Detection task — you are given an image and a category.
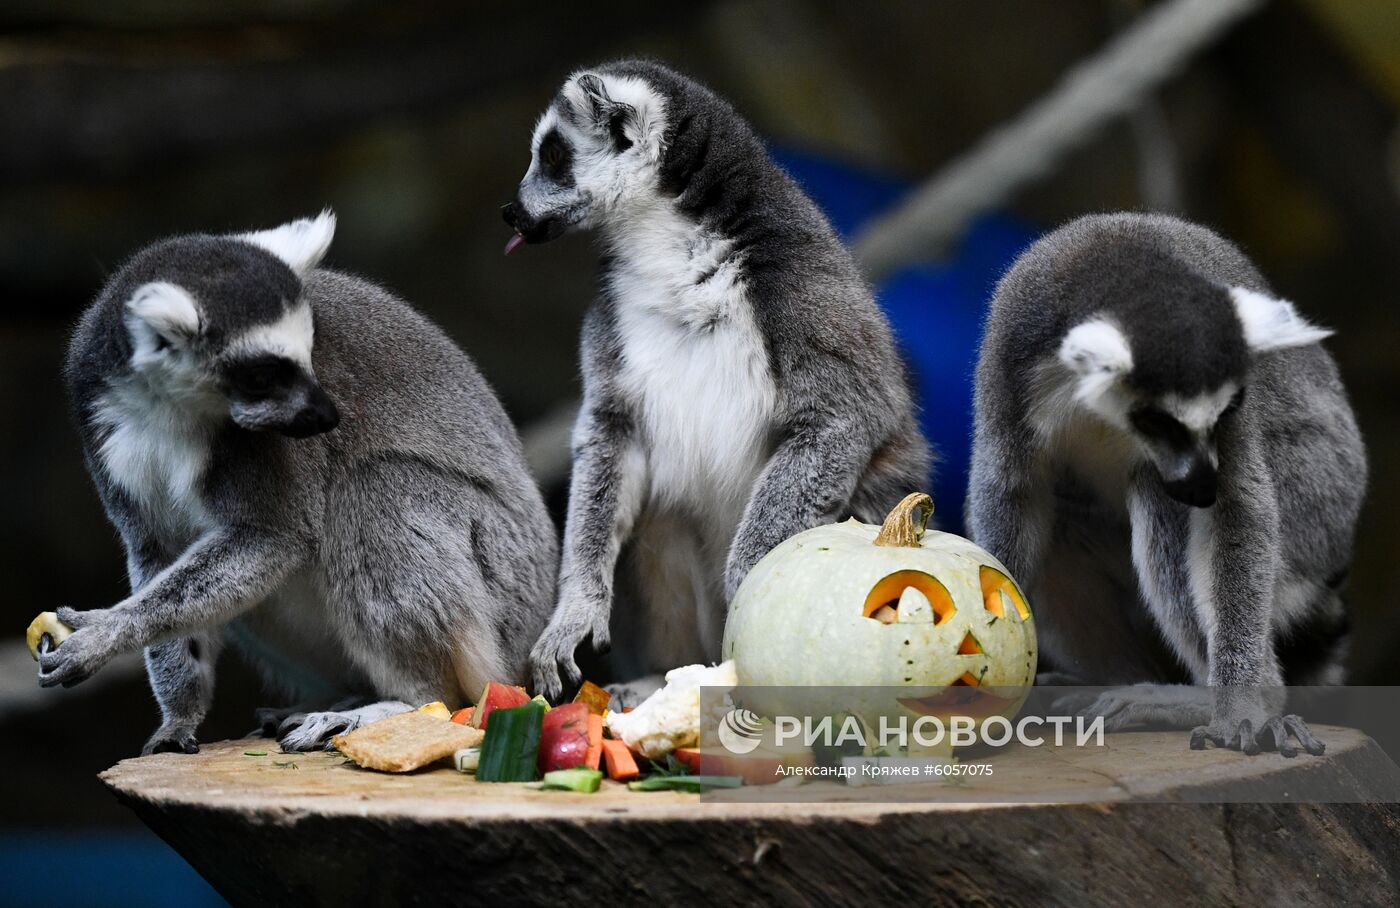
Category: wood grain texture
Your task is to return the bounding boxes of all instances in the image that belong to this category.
[101,732,1400,906]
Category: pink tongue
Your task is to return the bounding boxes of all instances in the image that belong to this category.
[503,233,525,256]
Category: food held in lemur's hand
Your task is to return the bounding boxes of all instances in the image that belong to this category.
[26,612,73,661]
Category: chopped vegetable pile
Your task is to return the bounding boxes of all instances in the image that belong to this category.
[332,662,745,793]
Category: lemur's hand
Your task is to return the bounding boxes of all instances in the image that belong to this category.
[530,587,610,699]
[36,607,119,688]
[724,533,775,602]
[1190,713,1326,758]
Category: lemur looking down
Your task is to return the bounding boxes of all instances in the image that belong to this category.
[968,212,1365,756]
[47,213,558,753]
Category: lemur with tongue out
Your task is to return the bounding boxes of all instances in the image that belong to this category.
[505,60,930,701]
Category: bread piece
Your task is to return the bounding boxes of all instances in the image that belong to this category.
[333,710,485,772]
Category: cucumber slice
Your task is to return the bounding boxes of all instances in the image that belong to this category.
[475,701,545,782]
[540,768,603,793]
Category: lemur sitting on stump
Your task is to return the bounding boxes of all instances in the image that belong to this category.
[504,60,931,701]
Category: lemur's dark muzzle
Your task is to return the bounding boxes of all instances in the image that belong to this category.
[282,385,340,439]
[1163,462,1218,509]
[502,200,565,248]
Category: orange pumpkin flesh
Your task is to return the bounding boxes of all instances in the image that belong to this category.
[862,570,956,624]
[957,631,983,655]
[979,565,1031,621]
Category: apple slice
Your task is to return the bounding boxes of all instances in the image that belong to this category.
[469,681,530,730]
[537,702,591,774]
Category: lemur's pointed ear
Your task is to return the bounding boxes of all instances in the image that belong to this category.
[125,281,200,358]
[237,209,336,277]
[1059,318,1133,401]
[568,73,640,152]
[1230,286,1332,353]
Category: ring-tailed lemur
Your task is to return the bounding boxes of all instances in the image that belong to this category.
[46,212,558,753]
[504,60,930,700]
[968,212,1365,756]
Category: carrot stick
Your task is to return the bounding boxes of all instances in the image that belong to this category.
[600,738,640,781]
[584,713,604,771]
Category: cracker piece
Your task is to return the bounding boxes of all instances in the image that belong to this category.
[334,710,485,772]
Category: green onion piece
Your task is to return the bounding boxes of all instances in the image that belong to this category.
[627,775,743,792]
[243,751,268,756]
[454,747,481,773]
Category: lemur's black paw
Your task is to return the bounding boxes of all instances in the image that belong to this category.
[143,727,200,756]
[1189,714,1324,758]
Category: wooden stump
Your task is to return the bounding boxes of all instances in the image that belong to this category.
[101,730,1400,907]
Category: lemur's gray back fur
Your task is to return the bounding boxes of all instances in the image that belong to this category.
[508,60,929,698]
[968,212,1364,750]
[588,60,927,521]
[52,216,557,753]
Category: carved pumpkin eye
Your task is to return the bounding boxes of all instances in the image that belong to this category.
[863,570,955,625]
[980,565,1031,621]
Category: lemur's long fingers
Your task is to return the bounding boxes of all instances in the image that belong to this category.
[591,615,612,655]
[1228,719,1261,755]
[532,666,558,701]
[276,713,307,739]
[37,646,86,688]
[531,648,563,700]
[560,651,583,689]
[1259,716,1297,758]
[55,606,92,628]
[1283,715,1326,756]
[1189,725,1214,750]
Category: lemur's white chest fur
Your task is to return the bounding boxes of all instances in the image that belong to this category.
[92,371,221,546]
[607,205,778,533]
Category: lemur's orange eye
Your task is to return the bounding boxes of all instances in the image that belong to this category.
[541,143,562,169]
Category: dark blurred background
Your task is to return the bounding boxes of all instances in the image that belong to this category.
[1,1,1397,905]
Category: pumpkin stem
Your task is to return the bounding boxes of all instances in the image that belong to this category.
[874,492,934,547]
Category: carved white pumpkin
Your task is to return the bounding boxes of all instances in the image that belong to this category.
[723,493,1036,690]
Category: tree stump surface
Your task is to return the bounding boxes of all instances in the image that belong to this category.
[101,729,1400,907]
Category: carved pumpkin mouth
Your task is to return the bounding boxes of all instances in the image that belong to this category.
[862,570,956,625]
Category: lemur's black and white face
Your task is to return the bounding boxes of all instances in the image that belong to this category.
[120,212,341,439]
[503,70,667,251]
[1057,287,1331,508]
